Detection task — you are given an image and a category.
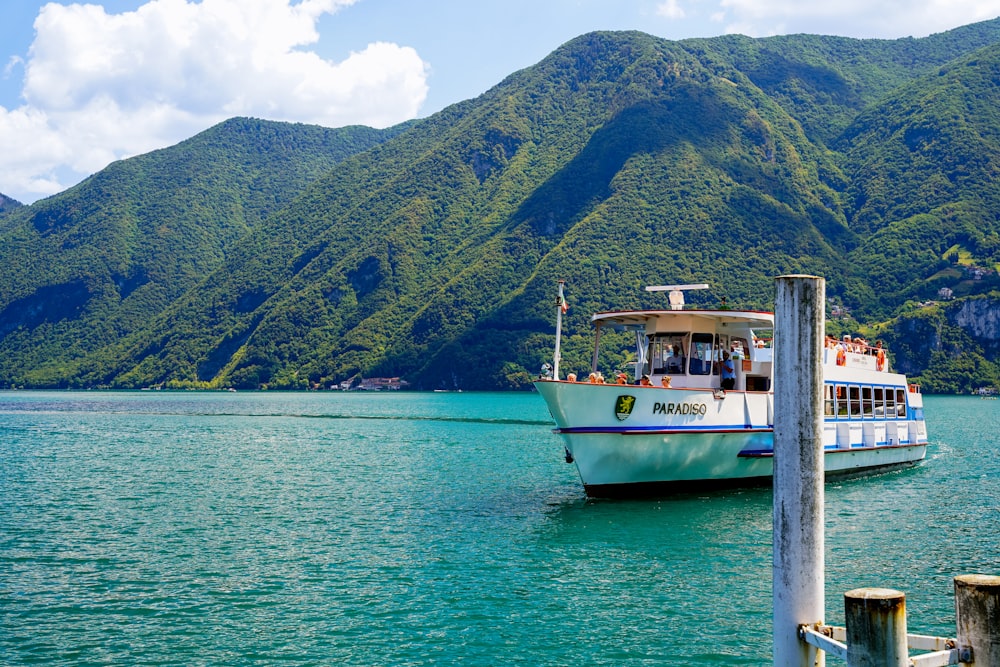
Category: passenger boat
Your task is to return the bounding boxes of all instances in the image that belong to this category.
[534,283,928,498]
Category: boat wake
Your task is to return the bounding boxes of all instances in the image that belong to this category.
[243,413,556,427]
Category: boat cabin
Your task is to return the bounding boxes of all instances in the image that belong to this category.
[590,309,775,392]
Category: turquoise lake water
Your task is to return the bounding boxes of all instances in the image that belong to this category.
[1,391,997,665]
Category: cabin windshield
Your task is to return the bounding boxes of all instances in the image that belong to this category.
[647,333,688,375]
[689,333,716,376]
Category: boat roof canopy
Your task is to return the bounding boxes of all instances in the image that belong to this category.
[591,309,774,331]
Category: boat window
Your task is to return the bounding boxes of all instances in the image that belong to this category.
[862,386,873,418]
[873,387,885,418]
[647,337,665,375]
[715,335,728,372]
[689,333,715,376]
[886,388,896,420]
[751,329,773,348]
[649,334,688,375]
[849,385,861,418]
[895,388,907,417]
[730,337,749,358]
[836,385,848,418]
[824,385,835,417]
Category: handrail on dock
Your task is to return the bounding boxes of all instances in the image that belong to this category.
[799,623,968,666]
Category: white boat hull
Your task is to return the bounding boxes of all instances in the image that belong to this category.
[534,380,927,497]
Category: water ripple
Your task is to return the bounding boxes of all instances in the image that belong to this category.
[1,393,994,665]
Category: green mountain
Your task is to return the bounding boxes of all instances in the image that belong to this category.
[4,21,1000,392]
[838,46,1000,305]
[0,118,406,385]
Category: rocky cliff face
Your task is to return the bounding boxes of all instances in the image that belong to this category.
[951,297,1000,348]
[884,313,940,376]
[883,295,1000,389]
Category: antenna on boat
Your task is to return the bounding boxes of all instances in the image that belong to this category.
[645,283,710,310]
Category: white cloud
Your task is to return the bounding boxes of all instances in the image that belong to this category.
[1,0,429,204]
[656,0,686,20]
[715,0,1000,38]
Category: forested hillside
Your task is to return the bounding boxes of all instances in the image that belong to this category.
[3,21,1000,392]
[0,119,406,385]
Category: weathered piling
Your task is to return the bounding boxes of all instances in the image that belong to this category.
[844,588,908,667]
[955,574,1000,666]
[773,275,826,667]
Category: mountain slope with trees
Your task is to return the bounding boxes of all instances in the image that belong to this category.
[0,118,406,384]
[838,46,1000,308]
[3,21,1000,391]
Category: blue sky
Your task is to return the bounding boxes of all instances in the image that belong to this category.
[2,0,999,204]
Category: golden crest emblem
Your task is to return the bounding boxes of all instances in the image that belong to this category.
[615,395,636,421]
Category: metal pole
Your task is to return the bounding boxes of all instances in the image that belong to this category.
[554,280,565,379]
[955,574,1000,666]
[773,275,826,667]
[845,588,908,667]
[591,323,602,374]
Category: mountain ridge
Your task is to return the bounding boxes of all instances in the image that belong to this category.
[4,22,1000,391]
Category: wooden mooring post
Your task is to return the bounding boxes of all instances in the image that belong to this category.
[773,275,826,667]
[955,574,1000,666]
[771,277,1000,666]
[845,588,907,666]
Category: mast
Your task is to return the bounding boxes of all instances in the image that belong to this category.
[553,280,566,379]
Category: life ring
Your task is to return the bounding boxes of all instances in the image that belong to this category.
[876,348,886,371]
[836,347,846,366]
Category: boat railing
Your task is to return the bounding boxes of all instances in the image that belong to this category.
[825,336,888,356]
[824,336,891,371]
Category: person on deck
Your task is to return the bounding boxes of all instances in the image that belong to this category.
[667,345,684,373]
[720,351,736,390]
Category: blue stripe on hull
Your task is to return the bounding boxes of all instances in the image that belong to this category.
[557,425,771,434]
